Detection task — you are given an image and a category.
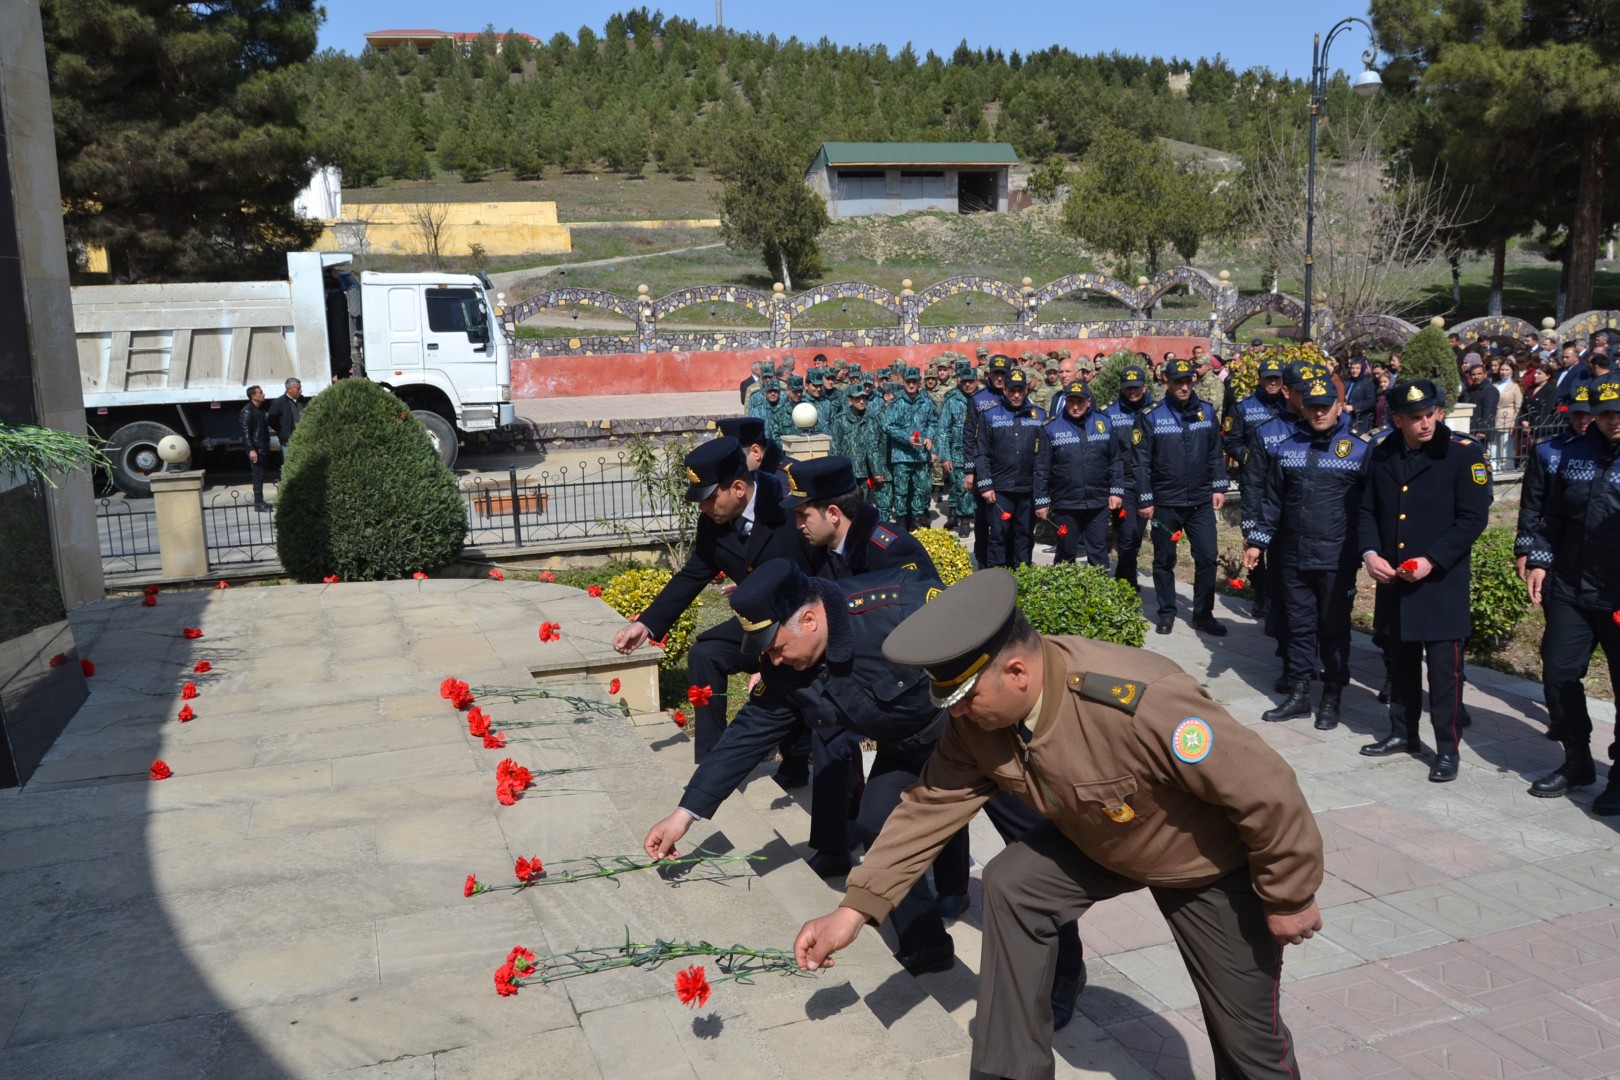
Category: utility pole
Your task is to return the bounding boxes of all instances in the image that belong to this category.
[716,1,723,30]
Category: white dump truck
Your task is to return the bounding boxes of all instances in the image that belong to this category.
[76,251,514,496]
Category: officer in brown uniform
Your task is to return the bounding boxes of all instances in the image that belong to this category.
[793,570,1324,1080]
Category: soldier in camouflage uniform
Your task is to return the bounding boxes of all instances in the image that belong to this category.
[868,379,898,516]
[807,369,839,429]
[746,360,777,418]
[938,357,979,532]
[882,366,939,531]
[831,383,881,501]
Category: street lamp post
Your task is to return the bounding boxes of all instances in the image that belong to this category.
[1304,17,1382,341]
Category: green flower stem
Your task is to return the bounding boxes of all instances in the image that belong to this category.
[471,684,629,718]
[472,851,764,895]
[513,934,807,986]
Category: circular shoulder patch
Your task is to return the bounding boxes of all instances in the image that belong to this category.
[1172,718,1213,764]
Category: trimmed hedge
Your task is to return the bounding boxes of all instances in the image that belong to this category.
[1469,525,1529,650]
[600,566,699,670]
[275,380,465,581]
[913,527,974,585]
[1011,562,1148,647]
[1399,324,1461,403]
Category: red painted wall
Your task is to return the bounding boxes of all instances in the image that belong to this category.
[512,337,1212,398]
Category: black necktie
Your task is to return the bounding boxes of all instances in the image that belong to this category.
[828,550,847,577]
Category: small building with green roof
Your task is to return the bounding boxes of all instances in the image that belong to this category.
[804,142,1019,218]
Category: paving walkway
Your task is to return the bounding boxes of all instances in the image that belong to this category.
[2,571,1618,1079]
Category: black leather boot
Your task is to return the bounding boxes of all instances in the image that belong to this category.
[1528,743,1597,798]
[1263,679,1313,722]
[1315,684,1343,731]
[1594,776,1620,816]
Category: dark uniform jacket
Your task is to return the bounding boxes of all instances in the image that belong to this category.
[1134,395,1228,509]
[961,386,1003,482]
[974,400,1046,494]
[678,570,945,820]
[1248,415,1370,570]
[1238,411,1298,536]
[1033,410,1124,510]
[829,505,937,578]
[1356,423,1493,642]
[1222,390,1285,466]
[1515,430,1580,557]
[738,375,758,406]
[1524,427,1620,611]
[639,471,827,639]
[1104,397,1149,504]
[239,401,270,452]
[842,636,1324,925]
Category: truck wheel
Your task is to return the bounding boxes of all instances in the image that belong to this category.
[412,410,459,469]
[108,420,179,498]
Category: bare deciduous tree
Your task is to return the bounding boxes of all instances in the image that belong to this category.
[331,204,379,269]
[1245,108,1467,325]
[403,202,451,270]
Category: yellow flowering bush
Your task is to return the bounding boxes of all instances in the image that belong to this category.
[1228,343,1332,404]
[600,567,699,670]
[913,527,974,585]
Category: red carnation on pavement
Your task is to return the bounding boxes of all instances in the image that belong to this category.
[608,678,621,696]
[514,856,544,883]
[412,572,429,580]
[494,962,519,996]
[193,661,211,674]
[508,946,537,974]
[177,704,195,722]
[323,574,339,584]
[143,584,160,596]
[141,594,157,608]
[1400,559,1419,573]
[688,685,713,707]
[80,659,95,677]
[182,628,203,640]
[538,621,562,643]
[1056,524,1069,536]
[181,682,198,700]
[675,964,711,1009]
[149,760,172,780]
[1000,511,1012,521]
[488,568,505,580]
[464,874,486,898]
[587,585,603,598]
[539,571,555,583]
[496,781,519,806]
[496,758,533,791]
[673,710,688,729]
[48,653,66,667]
[216,580,230,589]
[467,708,492,737]
[482,731,507,749]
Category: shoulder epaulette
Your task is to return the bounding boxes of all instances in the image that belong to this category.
[1069,671,1146,715]
[870,525,896,549]
[1452,435,1473,445]
[845,585,905,612]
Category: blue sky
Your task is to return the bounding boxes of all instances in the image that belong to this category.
[319,0,1380,79]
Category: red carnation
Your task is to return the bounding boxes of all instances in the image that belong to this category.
[323,575,339,584]
[1612,611,1620,626]
[450,686,475,711]
[675,964,711,1009]
[193,661,211,674]
[673,710,688,729]
[48,653,66,667]
[181,682,198,700]
[608,678,621,695]
[80,659,95,677]
[587,585,603,598]
[508,946,537,974]
[488,568,505,580]
[539,571,555,583]
[867,477,877,489]
[182,628,203,640]
[141,594,157,607]
[539,621,562,643]
[494,962,519,996]
[496,781,519,806]
[216,580,230,589]
[912,430,921,441]
[440,677,460,699]
[1400,559,1419,573]
[143,584,160,596]
[1170,530,1183,542]
[514,856,544,883]
[1001,511,1012,521]
[1229,578,1244,590]
[688,684,713,707]
[467,708,492,737]
[483,731,507,749]
[1118,509,1127,519]
[412,572,429,580]
[149,760,172,780]
[177,704,194,722]
[464,874,486,897]
[1057,524,1069,536]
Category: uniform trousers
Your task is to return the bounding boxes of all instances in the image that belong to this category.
[1112,505,1144,583]
[945,465,976,519]
[889,461,932,520]
[987,491,1036,567]
[860,757,1082,975]
[1541,596,1620,755]
[977,821,1295,1080]
[1149,503,1218,621]
[1382,606,1464,760]
[1265,552,1291,668]
[686,618,808,767]
[808,727,865,854]
[1280,564,1356,687]
[1051,506,1110,567]
[973,495,991,567]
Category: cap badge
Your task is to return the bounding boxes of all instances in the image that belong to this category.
[783,465,803,496]
[686,466,702,484]
[1576,386,1590,402]
[1310,380,1329,397]
[1334,438,1352,459]
[1172,717,1213,764]
[737,614,774,633]
[1406,384,1424,402]
[1601,383,1620,402]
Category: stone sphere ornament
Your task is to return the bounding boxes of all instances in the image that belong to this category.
[157,435,191,470]
[791,403,820,430]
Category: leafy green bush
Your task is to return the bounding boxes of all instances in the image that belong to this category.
[275,380,465,581]
[1086,350,1141,409]
[600,566,699,670]
[913,527,974,585]
[1469,525,1529,650]
[1011,563,1148,647]
[1399,324,1461,403]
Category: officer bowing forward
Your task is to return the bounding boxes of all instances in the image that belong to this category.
[1357,380,1492,782]
[1033,380,1125,567]
[793,570,1324,1080]
[1245,377,1370,730]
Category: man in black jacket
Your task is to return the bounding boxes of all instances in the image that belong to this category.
[239,385,272,512]
[266,378,307,449]
[611,438,827,768]
[1033,381,1124,567]
[641,560,1086,1023]
[739,361,762,407]
[1357,380,1492,782]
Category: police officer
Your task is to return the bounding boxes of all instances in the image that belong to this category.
[1356,380,1492,782]
[643,561,1087,1008]
[1137,357,1229,636]
[883,366,939,532]
[1225,356,1288,619]
[1245,376,1370,730]
[937,358,978,535]
[975,368,1046,568]
[612,438,826,776]
[1521,374,1620,809]
[1105,363,1152,587]
[1515,379,1593,580]
[1034,380,1124,566]
[964,355,1011,565]
[793,570,1324,1080]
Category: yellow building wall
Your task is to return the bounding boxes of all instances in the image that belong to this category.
[311,201,572,257]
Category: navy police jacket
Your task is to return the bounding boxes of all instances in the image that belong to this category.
[1239,411,1298,535]
[677,569,946,820]
[1033,409,1124,510]
[1104,396,1149,502]
[1248,415,1370,570]
[1222,390,1285,466]
[1134,395,1228,508]
[1524,427,1620,611]
[960,386,1002,479]
[974,400,1047,494]
[1514,430,1581,558]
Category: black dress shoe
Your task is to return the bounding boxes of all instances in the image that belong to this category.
[1192,616,1228,636]
[1428,754,1459,783]
[1529,752,1596,798]
[1155,616,1174,635]
[895,941,955,976]
[1360,734,1421,757]
[806,850,852,879]
[1050,969,1085,1031]
[1594,780,1620,816]
[254,502,272,513]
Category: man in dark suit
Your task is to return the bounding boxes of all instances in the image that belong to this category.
[612,438,828,768]
[1357,380,1493,782]
[739,361,762,407]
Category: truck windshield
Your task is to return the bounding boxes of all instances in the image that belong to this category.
[425,287,489,344]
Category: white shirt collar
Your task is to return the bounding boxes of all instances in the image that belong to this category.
[740,481,758,532]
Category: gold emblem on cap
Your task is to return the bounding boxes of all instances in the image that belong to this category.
[737,614,774,633]
[1406,384,1424,402]
[686,466,702,484]
[783,465,803,496]
[1577,386,1591,401]
[1601,383,1620,402]
[1310,380,1328,397]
